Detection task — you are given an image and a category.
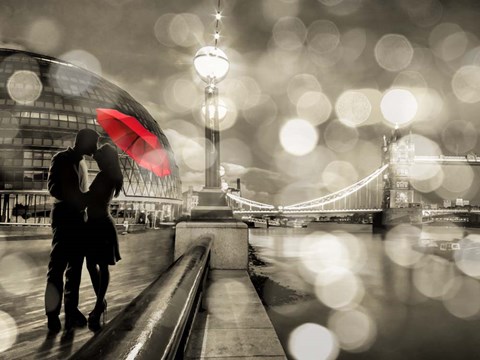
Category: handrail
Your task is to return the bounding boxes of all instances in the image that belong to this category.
[70,236,212,360]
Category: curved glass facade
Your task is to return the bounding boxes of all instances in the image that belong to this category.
[0,48,182,225]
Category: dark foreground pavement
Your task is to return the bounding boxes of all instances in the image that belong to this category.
[0,227,174,360]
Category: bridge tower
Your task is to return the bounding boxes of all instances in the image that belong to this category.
[381,127,422,225]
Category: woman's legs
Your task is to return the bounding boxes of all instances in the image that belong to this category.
[86,257,100,296]
[94,263,110,311]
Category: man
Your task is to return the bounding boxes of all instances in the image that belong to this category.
[45,128,99,333]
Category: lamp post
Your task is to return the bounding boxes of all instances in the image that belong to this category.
[194,46,229,189]
[192,45,232,219]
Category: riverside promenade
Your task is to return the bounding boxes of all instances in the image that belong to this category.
[0,226,286,359]
[0,227,174,360]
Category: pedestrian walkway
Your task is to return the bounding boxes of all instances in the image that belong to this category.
[0,228,174,360]
[186,270,287,359]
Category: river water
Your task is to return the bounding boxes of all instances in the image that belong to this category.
[249,222,480,360]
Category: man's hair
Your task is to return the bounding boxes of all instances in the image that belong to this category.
[75,128,100,146]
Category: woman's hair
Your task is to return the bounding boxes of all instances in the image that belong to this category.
[95,143,123,197]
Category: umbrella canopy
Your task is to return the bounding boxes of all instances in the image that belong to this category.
[96,108,171,177]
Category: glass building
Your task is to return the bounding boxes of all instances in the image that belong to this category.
[0,48,182,226]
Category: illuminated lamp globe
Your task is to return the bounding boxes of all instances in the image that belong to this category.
[194,46,229,83]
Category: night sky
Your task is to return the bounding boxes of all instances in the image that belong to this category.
[1,0,480,206]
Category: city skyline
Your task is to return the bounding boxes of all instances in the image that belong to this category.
[0,0,480,205]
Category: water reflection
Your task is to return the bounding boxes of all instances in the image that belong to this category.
[249,223,480,359]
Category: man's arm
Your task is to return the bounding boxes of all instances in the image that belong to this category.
[47,153,86,209]
[47,153,65,200]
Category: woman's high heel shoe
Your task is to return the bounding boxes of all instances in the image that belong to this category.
[88,300,107,332]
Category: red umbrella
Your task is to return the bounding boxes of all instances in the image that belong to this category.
[96,108,171,177]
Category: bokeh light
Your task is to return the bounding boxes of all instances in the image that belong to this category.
[443,276,480,319]
[384,224,423,268]
[322,160,358,193]
[404,0,443,28]
[324,120,359,153]
[273,145,337,185]
[380,88,418,126]
[374,34,414,72]
[288,323,339,360]
[224,76,262,110]
[25,18,62,52]
[0,310,17,353]
[393,71,428,90]
[168,13,204,48]
[335,90,372,127]
[296,91,332,125]
[315,268,365,309]
[441,120,477,154]
[51,49,101,96]
[410,163,444,193]
[429,23,465,62]
[299,232,350,275]
[181,137,212,171]
[202,98,228,122]
[440,30,469,62]
[454,234,480,279]
[328,308,377,352]
[452,65,480,103]
[272,17,307,51]
[414,88,444,123]
[7,70,42,104]
[341,28,367,63]
[279,119,318,156]
[413,256,456,299]
[164,74,201,114]
[438,165,474,195]
[287,73,322,105]
[154,14,178,47]
[201,97,238,131]
[0,253,37,295]
[307,20,340,54]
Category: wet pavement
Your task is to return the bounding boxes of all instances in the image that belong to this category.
[0,227,174,360]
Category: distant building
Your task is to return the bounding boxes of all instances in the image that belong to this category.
[182,186,199,216]
[0,48,182,225]
[444,200,452,208]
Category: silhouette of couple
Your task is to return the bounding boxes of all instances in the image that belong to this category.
[44,128,123,334]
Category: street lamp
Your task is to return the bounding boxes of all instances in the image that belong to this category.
[191,45,233,219]
[194,45,229,189]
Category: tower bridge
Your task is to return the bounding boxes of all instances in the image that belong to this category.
[226,129,480,226]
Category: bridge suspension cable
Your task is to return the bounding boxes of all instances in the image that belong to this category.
[226,192,276,209]
[283,164,388,210]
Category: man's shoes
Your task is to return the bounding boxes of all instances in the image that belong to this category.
[65,309,87,330]
[47,314,61,333]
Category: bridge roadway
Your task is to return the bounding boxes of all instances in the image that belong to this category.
[0,227,175,360]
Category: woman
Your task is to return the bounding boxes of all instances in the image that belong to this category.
[84,143,123,331]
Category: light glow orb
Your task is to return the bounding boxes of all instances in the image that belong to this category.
[288,323,340,360]
[0,310,17,353]
[279,119,318,156]
[335,90,372,127]
[328,308,377,352]
[380,89,418,126]
[7,70,42,104]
